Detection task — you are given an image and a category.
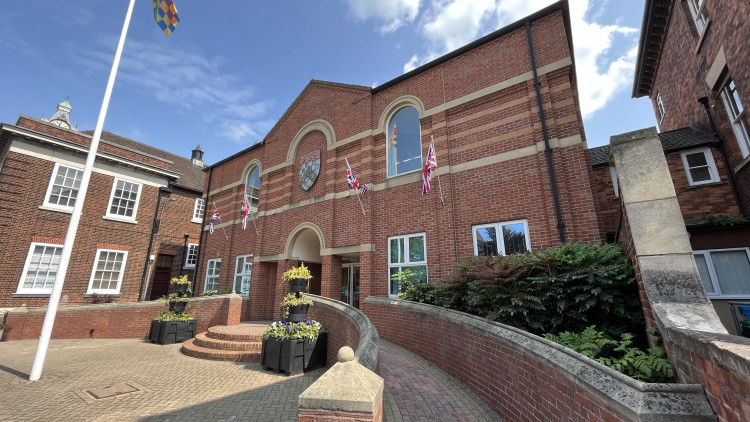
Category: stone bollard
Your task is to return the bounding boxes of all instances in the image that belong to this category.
[297,346,384,422]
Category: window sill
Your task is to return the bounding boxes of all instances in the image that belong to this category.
[694,19,711,54]
[102,215,138,225]
[191,218,203,224]
[38,205,73,214]
[686,180,725,188]
[13,293,51,298]
[184,265,196,269]
[83,293,122,298]
[734,154,750,174]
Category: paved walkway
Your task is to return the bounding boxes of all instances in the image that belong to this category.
[0,336,501,421]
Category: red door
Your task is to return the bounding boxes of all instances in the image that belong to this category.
[149,255,173,300]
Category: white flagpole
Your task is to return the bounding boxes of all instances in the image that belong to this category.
[213,202,230,240]
[345,158,366,216]
[432,136,445,203]
[30,0,136,381]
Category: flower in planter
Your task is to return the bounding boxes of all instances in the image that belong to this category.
[263,319,324,340]
[170,275,192,294]
[281,292,313,307]
[155,311,195,321]
[281,263,313,283]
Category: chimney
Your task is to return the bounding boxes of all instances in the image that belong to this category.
[191,144,204,167]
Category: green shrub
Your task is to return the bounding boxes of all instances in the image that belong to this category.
[545,326,675,383]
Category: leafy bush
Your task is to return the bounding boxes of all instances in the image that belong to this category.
[399,242,643,337]
[544,326,674,383]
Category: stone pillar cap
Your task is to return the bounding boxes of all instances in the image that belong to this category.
[298,357,384,413]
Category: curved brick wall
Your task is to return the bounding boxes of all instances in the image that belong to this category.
[365,297,715,421]
[307,295,379,372]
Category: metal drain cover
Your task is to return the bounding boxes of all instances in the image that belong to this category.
[85,382,139,399]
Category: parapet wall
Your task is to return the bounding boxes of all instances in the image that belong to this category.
[611,127,750,421]
[364,296,715,421]
[1,293,242,341]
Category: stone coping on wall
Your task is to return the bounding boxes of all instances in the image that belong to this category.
[366,296,716,421]
[3,293,234,315]
[308,294,379,372]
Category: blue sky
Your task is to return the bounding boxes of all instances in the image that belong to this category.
[0,0,657,164]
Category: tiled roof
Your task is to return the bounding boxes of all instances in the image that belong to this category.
[83,130,205,192]
[588,126,716,166]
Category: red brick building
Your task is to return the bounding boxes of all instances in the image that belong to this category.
[196,2,601,321]
[0,100,205,307]
[591,0,750,333]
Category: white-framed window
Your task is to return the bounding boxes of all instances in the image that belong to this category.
[657,94,666,122]
[388,233,427,297]
[105,178,142,221]
[719,76,750,158]
[245,166,260,213]
[681,148,720,186]
[473,220,531,256]
[234,254,252,296]
[192,198,205,223]
[16,243,63,294]
[686,0,708,34]
[205,258,221,293]
[184,243,198,268]
[694,248,750,298]
[87,249,127,294]
[43,163,83,211]
[387,106,422,177]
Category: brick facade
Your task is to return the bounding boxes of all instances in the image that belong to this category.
[197,4,601,320]
[0,113,204,308]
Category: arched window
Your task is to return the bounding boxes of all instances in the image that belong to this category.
[244,166,260,213]
[387,106,421,177]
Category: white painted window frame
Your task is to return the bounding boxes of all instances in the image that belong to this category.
[192,198,205,223]
[681,148,720,186]
[386,106,423,178]
[234,254,253,296]
[387,232,427,298]
[86,249,128,294]
[184,243,199,269]
[205,258,221,293]
[43,162,84,212]
[472,219,531,256]
[657,94,666,122]
[719,75,750,158]
[105,177,142,222]
[694,248,750,299]
[686,0,708,34]
[16,242,63,294]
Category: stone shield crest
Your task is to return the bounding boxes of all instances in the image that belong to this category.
[299,150,321,191]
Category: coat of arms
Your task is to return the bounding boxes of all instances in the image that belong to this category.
[299,150,321,191]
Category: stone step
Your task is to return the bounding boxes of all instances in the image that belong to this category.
[204,322,270,342]
[192,332,262,351]
[181,338,261,362]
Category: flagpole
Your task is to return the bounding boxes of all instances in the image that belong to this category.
[29,0,137,382]
[345,158,366,216]
[432,136,445,203]
[213,202,230,240]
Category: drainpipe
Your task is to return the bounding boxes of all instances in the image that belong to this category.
[138,185,173,301]
[181,233,189,273]
[193,167,214,294]
[698,97,745,217]
[526,21,566,243]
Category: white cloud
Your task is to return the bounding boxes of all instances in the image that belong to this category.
[74,38,274,145]
[341,0,421,34]
[405,0,638,119]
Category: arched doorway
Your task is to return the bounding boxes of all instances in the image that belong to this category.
[287,225,323,295]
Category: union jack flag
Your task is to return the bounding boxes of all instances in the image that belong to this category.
[422,142,437,195]
[209,209,219,234]
[360,183,369,197]
[346,161,360,191]
[240,194,249,231]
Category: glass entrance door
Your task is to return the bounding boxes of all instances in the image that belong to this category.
[341,263,360,308]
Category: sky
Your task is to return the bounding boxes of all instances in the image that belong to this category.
[0,0,657,165]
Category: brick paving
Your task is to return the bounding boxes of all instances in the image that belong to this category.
[0,335,502,422]
[380,340,503,422]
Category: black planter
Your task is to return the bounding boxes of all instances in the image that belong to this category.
[741,326,750,338]
[148,319,197,345]
[168,301,187,314]
[288,278,308,293]
[261,332,328,375]
[174,284,190,295]
[286,304,309,322]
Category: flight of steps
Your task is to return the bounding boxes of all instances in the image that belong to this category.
[181,321,271,362]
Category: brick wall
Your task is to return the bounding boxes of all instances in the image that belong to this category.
[1,294,241,341]
[364,297,714,421]
[197,8,601,320]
